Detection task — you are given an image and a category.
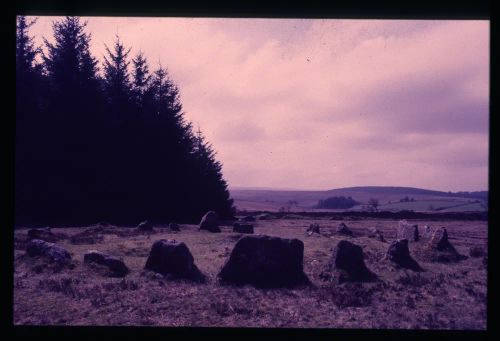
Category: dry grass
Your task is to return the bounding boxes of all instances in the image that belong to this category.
[13,218,487,329]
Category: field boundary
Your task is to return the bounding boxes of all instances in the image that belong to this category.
[236,210,488,221]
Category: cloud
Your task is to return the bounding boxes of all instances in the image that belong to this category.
[25,17,489,191]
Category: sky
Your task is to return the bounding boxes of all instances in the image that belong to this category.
[25,17,489,192]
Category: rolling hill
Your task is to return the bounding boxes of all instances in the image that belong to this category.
[229,186,488,213]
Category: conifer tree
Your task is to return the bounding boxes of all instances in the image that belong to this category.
[103,36,132,110]
[145,64,193,219]
[15,16,45,226]
[15,16,235,225]
[40,16,105,224]
[131,51,152,107]
[190,128,235,218]
[16,16,41,83]
[43,17,100,101]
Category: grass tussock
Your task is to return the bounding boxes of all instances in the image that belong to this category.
[396,273,430,287]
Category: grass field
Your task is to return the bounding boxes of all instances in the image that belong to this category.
[230,187,487,213]
[355,200,487,213]
[13,218,487,329]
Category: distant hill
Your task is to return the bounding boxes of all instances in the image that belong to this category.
[327,186,488,201]
[229,186,488,213]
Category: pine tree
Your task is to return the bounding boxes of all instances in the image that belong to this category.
[15,16,45,226]
[43,17,100,100]
[191,128,235,218]
[16,16,45,118]
[103,36,132,110]
[101,36,141,222]
[16,16,42,124]
[16,16,235,225]
[131,51,152,107]
[39,16,105,224]
[145,64,192,220]
[16,16,41,82]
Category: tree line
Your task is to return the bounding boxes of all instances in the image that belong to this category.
[15,16,235,226]
[314,196,360,209]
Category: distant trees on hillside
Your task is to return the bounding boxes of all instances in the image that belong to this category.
[15,16,235,226]
[315,196,360,209]
[367,198,379,211]
[400,196,415,202]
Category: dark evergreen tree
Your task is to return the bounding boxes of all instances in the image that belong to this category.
[103,36,132,110]
[15,16,45,226]
[16,16,41,84]
[102,35,134,215]
[145,64,195,220]
[190,128,235,218]
[15,16,235,226]
[131,51,152,108]
[39,16,105,224]
[16,15,43,142]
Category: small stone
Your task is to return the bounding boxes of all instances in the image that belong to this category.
[367,227,385,242]
[26,239,71,264]
[137,220,154,231]
[307,223,320,235]
[256,213,277,220]
[336,222,353,236]
[84,250,129,277]
[27,228,65,243]
[233,223,254,234]
[169,223,180,231]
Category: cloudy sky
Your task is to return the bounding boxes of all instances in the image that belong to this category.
[26,17,489,191]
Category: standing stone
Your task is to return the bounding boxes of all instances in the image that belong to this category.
[422,225,435,239]
[218,235,310,288]
[429,227,454,251]
[233,223,254,234]
[84,250,129,277]
[423,227,466,262]
[397,220,419,242]
[26,239,71,264]
[306,223,320,235]
[199,211,220,233]
[169,223,180,232]
[336,222,353,236]
[326,240,376,283]
[384,239,422,271]
[144,239,205,282]
[137,220,154,231]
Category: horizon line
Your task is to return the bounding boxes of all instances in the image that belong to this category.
[228,185,489,192]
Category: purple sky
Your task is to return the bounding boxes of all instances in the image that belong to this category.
[26,17,489,191]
